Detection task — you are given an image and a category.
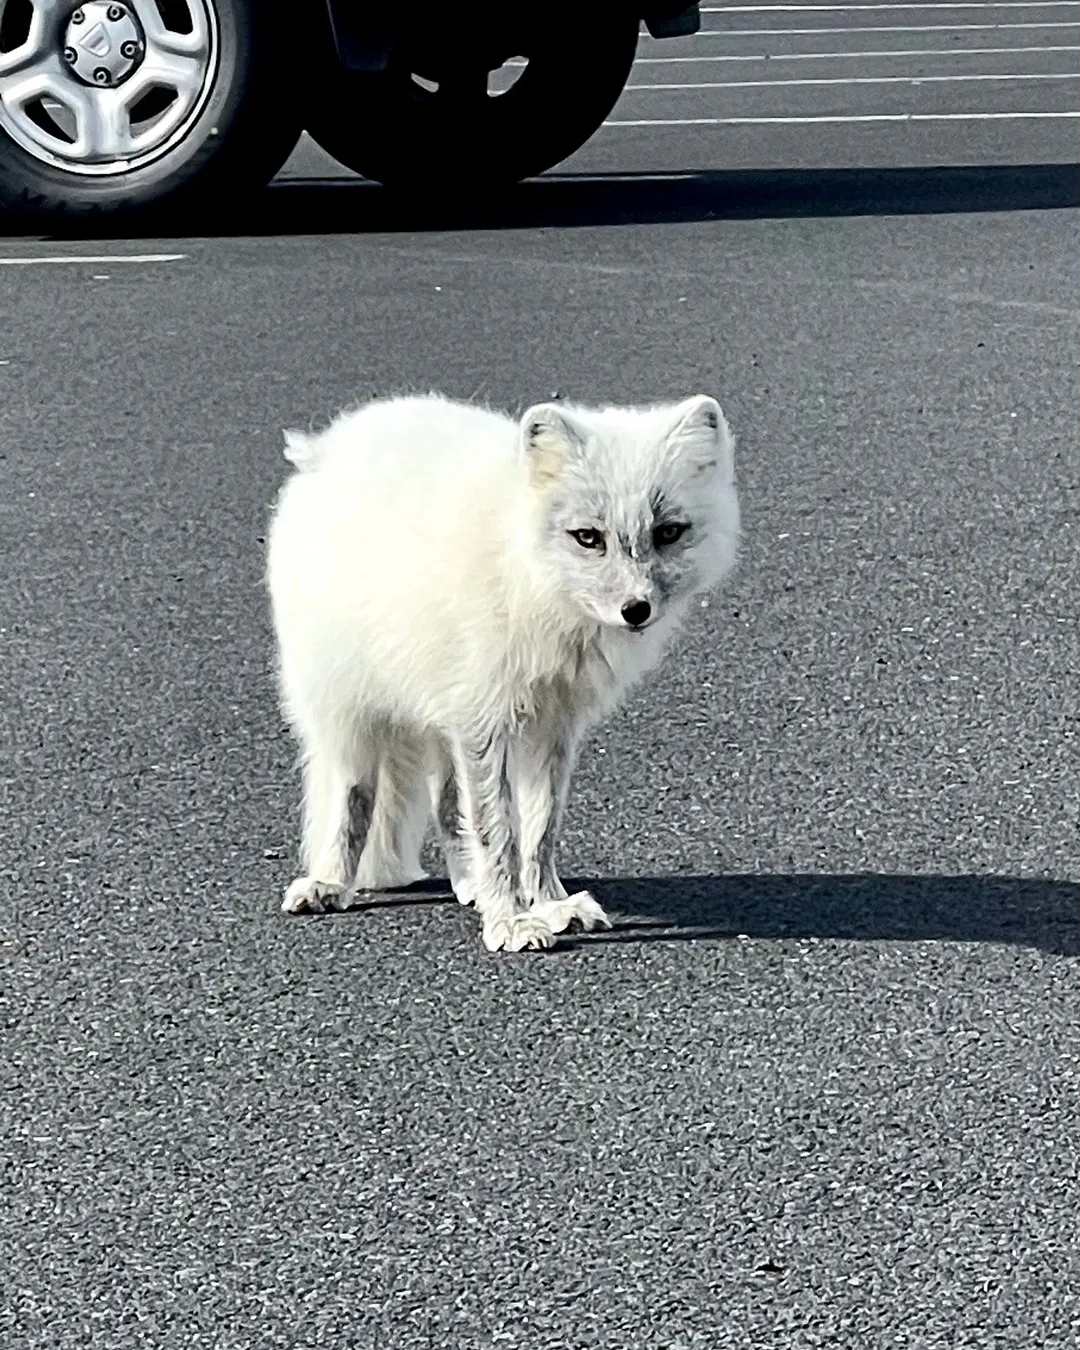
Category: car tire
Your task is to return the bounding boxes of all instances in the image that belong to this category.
[304,15,640,189]
[0,0,301,220]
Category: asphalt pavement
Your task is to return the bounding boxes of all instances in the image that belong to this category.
[2,4,1079,1347]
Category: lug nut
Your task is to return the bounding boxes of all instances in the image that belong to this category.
[107,4,124,18]
[63,46,77,63]
[70,8,85,22]
[120,39,138,58]
[93,67,110,84]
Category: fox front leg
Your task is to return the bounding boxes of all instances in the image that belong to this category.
[451,727,555,953]
[513,720,612,937]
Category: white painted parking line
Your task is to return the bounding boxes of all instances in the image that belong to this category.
[634,45,1080,60]
[606,110,1080,124]
[0,253,185,266]
[699,3,1080,10]
[626,71,1079,87]
[686,21,1080,33]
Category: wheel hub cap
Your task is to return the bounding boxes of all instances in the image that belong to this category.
[63,2,144,90]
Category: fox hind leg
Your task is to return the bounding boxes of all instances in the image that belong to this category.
[353,732,431,892]
[283,749,375,914]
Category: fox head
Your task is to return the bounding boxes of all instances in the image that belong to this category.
[520,395,740,631]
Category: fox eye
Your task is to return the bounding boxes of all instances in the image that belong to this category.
[653,521,690,547]
[569,528,605,551]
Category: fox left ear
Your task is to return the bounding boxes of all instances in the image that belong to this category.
[520,403,587,486]
[666,395,734,482]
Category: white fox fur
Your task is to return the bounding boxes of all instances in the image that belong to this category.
[266,392,740,952]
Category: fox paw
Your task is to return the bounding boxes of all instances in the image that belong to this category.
[482,912,556,953]
[452,876,476,907]
[531,889,612,935]
[281,877,351,915]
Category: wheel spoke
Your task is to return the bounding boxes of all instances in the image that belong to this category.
[2,59,134,164]
[0,0,64,78]
[0,53,66,110]
[134,42,204,97]
[71,85,130,161]
[128,0,210,58]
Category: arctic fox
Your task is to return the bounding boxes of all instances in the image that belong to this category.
[266,392,740,952]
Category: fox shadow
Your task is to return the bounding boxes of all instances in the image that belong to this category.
[380,871,1079,955]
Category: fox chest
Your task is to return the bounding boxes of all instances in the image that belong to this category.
[504,632,625,730]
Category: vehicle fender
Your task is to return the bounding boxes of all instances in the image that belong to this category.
[319,2,700,71]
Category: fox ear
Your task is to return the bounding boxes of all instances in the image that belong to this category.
[520,403,586,485]
[665,395,733,481]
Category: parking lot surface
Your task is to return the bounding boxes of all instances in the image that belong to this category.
[2,5,1078,1346]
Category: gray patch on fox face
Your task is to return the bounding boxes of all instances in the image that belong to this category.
[651,510,696,602]
[538,447,711,625]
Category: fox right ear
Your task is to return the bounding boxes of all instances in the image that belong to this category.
[665,394,734,483]
[520,404,586,485]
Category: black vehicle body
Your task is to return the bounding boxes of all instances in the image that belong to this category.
[0,1,701,218]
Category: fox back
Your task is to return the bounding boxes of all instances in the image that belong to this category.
[267,392,740,736]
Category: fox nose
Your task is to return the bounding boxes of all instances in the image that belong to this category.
[621,599,652,629]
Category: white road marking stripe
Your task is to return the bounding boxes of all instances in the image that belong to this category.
[684,21,1080,33]
[0,253,185,266]
[625,71,1079,87]
[605,109,1080,123]
[633,44,1080,60]
[699,3,1080,10]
